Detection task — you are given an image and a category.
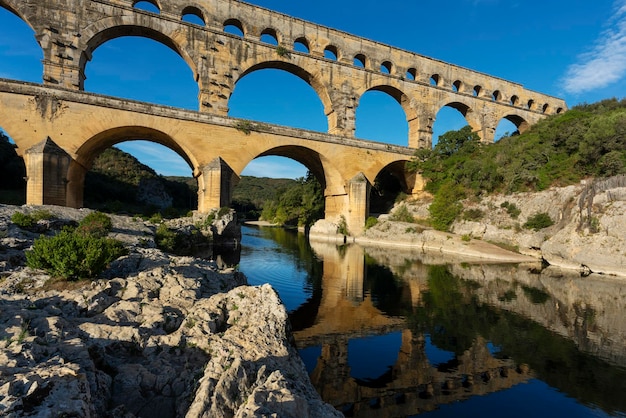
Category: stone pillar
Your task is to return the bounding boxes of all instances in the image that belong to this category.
[24,137,71,206]
[346,173,370,236]
[327,86,357,137]
[197,157,237,213]
[65,160,87,209]
[409,105,436,149]
[38,21,83,89]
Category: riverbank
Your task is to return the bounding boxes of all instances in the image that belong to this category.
[0,205,341,417]
[312,177,626,278]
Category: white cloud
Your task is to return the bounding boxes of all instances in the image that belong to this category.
[563,0,626,94]
[241,158,307,179]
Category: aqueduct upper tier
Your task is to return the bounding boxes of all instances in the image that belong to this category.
[1,0,566,148]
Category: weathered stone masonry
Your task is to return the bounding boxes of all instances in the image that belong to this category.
[0,0,567,233]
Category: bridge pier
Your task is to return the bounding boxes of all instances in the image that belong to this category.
[24,137,72,207]
[196,157,238,213]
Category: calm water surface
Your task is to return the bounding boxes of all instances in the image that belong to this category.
[237,225,626,417]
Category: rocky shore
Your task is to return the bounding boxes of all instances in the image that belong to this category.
[313,176,626,278]
[0,205,341,417]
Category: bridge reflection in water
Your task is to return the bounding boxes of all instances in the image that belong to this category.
[248,230,626,417]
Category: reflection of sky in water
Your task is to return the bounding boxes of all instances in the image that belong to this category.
[299,346,322,375]
[239,227,313,312]
[417,379,616,418]
[348,332,402,381]
[425,334,456,366]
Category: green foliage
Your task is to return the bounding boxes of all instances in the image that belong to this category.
[364,216,378,230]
[428,181,464,231]
[462,208,484,221]
[234,120,253,135]
[523,212,554,231]
[76,211,112,238]
[11,210,55,230]
[217,206,230,217]
[275,45,291,58]
[26,228,126,280]
[233,176,299,220]
[11,212,35,229]
[390,204,415,223]
[259,171,324,227]
[155,223,181,253]
[500,201,521,219]
[337,215,349,236]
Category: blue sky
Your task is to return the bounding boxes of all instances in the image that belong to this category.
[1,0,626,179]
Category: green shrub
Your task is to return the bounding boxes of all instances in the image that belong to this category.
[337,215,349,236]
[390,204,415,223]
[26,228,126,280]
[523,212,554,231]
[149,213,163,224]
[429,182,464,231]
[364,216,378,230]
[11,212,35,229]
[76,211,112,238]
[155,224,181,253]
[462,208,484,221]
[217,207,230,217]
[500,201,521,219]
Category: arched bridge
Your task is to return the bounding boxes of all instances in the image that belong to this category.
[0,0,567,232]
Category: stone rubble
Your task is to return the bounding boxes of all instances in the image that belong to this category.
[0,205,341,417]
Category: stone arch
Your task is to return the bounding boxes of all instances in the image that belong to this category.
[180,5,207,26]
[223,18,245,37]
[78,17,200,91]
[235,61,333,121]
[435,100,480,133]
[67,126,197,209]
[324,45,339,61]
[380,60,393,74]
[354,53,367,68]
[370,160,413,214]
[260,27,280,45]
[499,113,530,134]
[293,36,310,53]
[0,1,37,31]
[132,0,161,13]
[452,80,463,93]
[356,84,416,146]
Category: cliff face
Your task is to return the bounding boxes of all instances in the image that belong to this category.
[0,205,341,417]
[451,177,626,277]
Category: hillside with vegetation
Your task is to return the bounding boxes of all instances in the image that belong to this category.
[409,98,626,231]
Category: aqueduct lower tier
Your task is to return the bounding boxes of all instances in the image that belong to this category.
[0,0,566,148]
[0,80,418,233]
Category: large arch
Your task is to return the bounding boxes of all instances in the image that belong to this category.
[78,18,200,92]
[355,85,415,146]
[228,67,327,132]
[0,5,43,83]
[370,160,413,214]
[0,125,26,204]
[234,61,334,126]
[499,114,530,135]
[432,101,479,148]
[67,126,196,209]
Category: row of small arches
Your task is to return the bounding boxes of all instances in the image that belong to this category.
[132,1,563,115]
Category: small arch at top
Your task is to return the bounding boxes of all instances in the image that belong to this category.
[381,61,393,74]
[294,37,309,53]
[133,1,160,13]
[473,85,482,97]
[430,74,440,86]
[261,28,279,45]
[406,68,417,81]
[181,6,205,26]
[452,80,463,93]
[324,45,339,61]
[224,19,244,37]
[354,54,366,68]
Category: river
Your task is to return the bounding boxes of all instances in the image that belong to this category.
[235,225,626,417]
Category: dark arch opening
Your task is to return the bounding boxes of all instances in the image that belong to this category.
[496,114,529,141]
[238,146,326,226]
[432,103,471,148]
[181,6,205,26]
[224,18,244,37]
[473,85,482,97]
[542,103,550,113]
[294,37,310,53]
[0,127,26,205]
[324,45,339,61]
[527,99,535,110]
[83,32,198,109]
[452,80,463,93]
[510,95,519,106]
[492,90,502,101]
[133,1,160,13]
[430,74,440,86]
[260,28,279,45]
[76,128,195,215]
[406,68,417,81]
[370,161,410,215]
[356,86,410,146]
[354,54,366,68]
[381,61,393,74]
[0,6,43,83]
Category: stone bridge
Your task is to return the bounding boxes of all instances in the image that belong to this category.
[0,0,567,231]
